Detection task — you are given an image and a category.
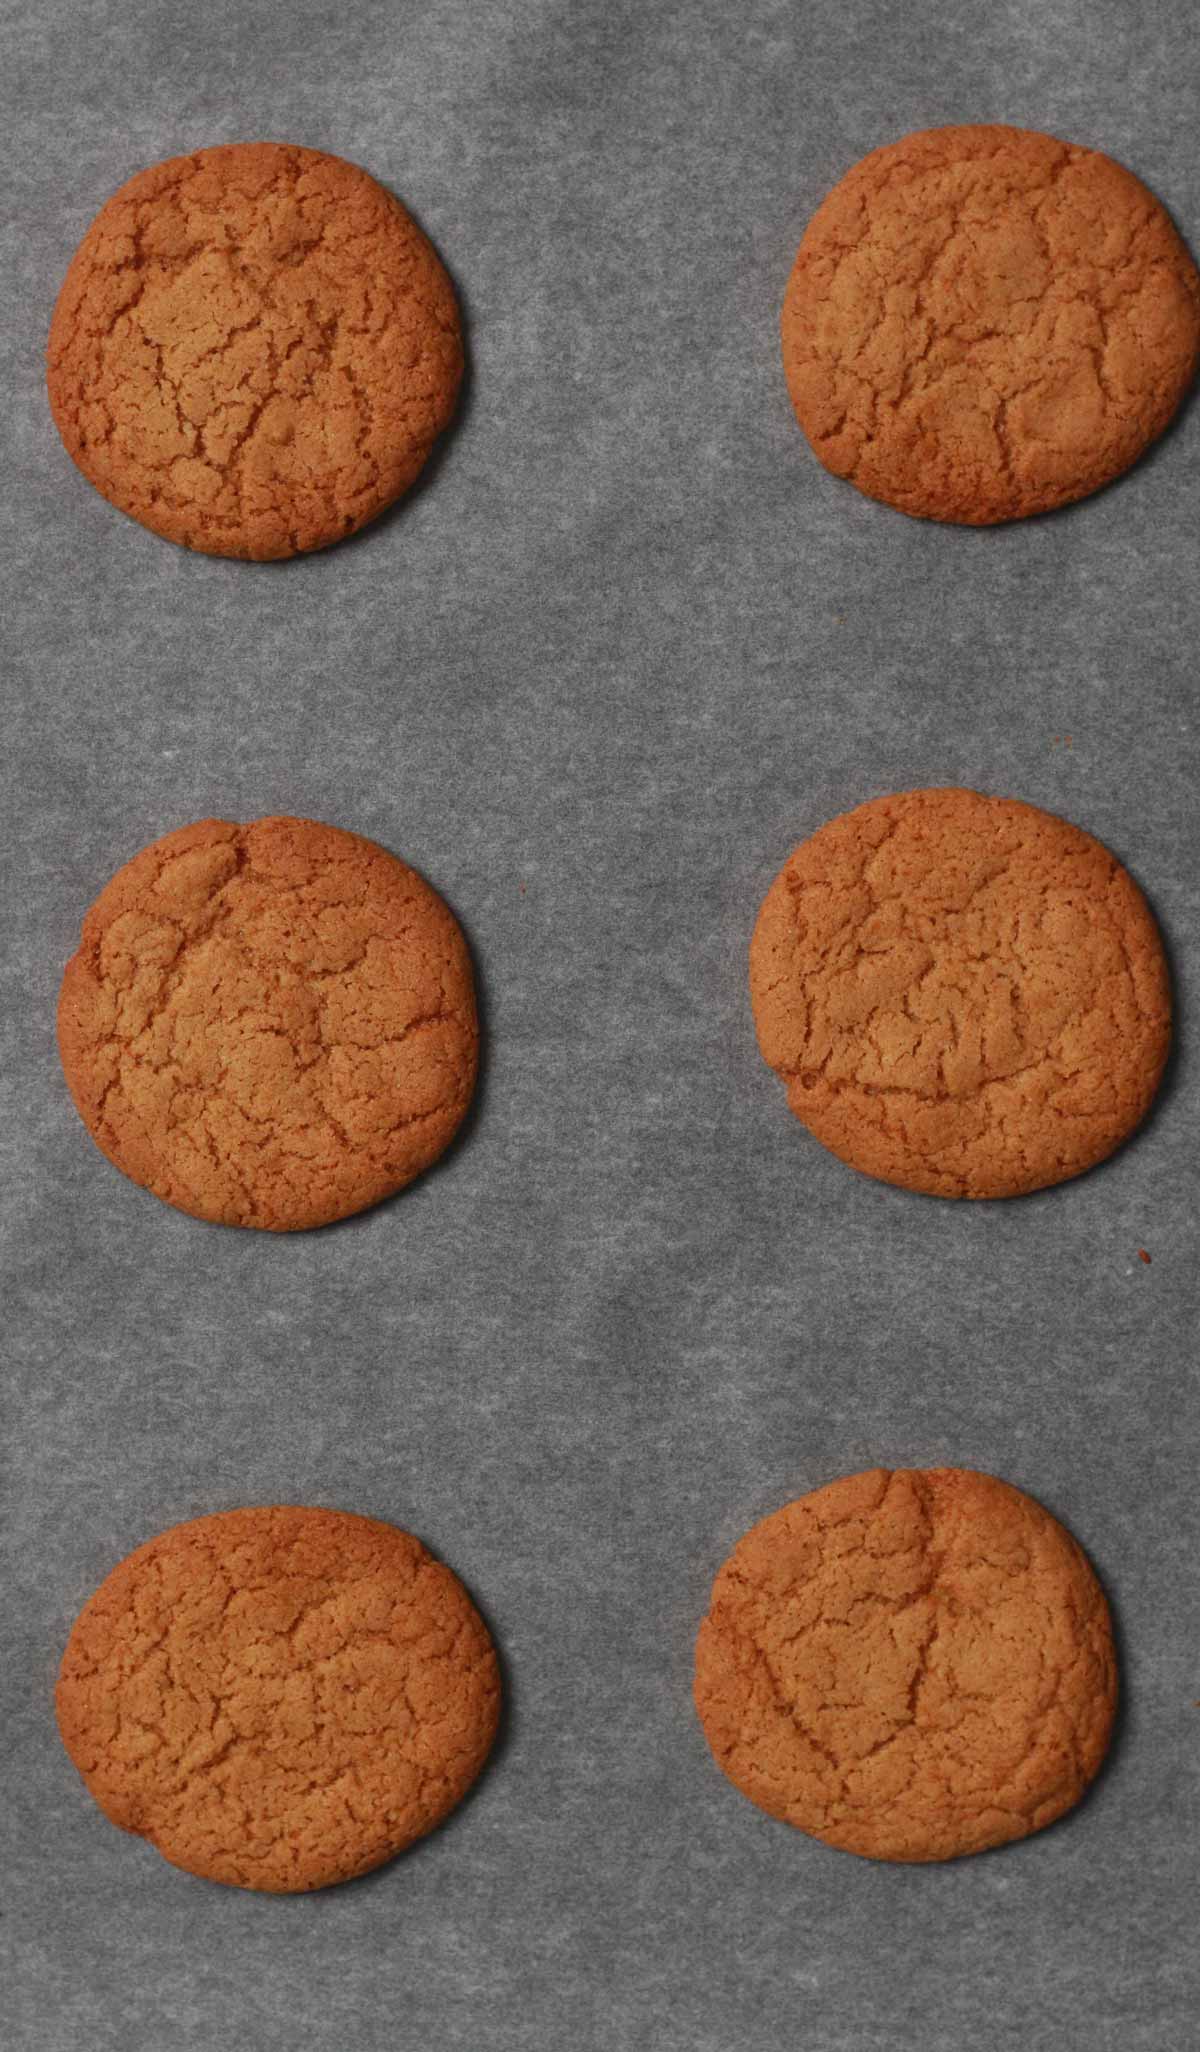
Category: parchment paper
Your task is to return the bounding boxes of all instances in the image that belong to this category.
[2,3,1197,2047]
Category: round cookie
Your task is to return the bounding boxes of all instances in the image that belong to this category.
[58,815,478,1229]
[47,142,462,558]
[781,124,1200,523]
[57,1507,501,1892]
[749,787,1170,1198]
[694,1467,1117,1863]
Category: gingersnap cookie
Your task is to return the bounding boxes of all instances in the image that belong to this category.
[58,815,477,1229]
[47,143,462,558]
[57,1507,500,1891]
[750,787,1169,1198]
[782,125,1200,522]
[695,1467,1116,1863]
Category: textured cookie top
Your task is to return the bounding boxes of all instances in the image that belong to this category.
[750,788,1169,1198]
[695,1467,1116,1863]
[57,1508,500,1892]
[782,125,1200,523]
[58,816,478,1229]
[47,142,462,558]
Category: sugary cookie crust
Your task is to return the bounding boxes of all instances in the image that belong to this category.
[57,1508,500,1892]
[47,142,462,558]
[782,124,1200,523]
[694,1467,1117,1862]
[58,815,478,1229]
[749,787,1170,1198]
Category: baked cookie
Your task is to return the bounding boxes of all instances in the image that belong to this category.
[58,815,477,1229]
[782,124,1200,522]
[749,787,1169,1198]
[47,142,462,558]
[695,1467,1116,1862]
[57,1507,500,1892]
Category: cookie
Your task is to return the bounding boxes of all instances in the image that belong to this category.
[781,124,1200,522]
[749,787,1169,1198]
[47,143,462,558]
[56,1507,500,1892]
[58,815,478,1229]
[695,1467,1116,1863]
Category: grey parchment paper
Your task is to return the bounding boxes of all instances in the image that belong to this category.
[2,3,1198,2047]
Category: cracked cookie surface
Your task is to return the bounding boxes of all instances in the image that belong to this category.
[749,787,1169,1198]
[56,1507,501,1892]
[781,124,1200,523]
[58,815,478,1229]
[695,1467,1116,1862]
[47,142,462,558]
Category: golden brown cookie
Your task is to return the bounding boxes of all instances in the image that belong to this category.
[782,124,1200,522]
[695,1467,1117,1863]
[47,142,462,558]
[57,1507,501,1892]
[750,787,1169,1198]
[58,815,478,1229]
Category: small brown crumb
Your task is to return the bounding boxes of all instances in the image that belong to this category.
[1138,1248,1152,1264]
